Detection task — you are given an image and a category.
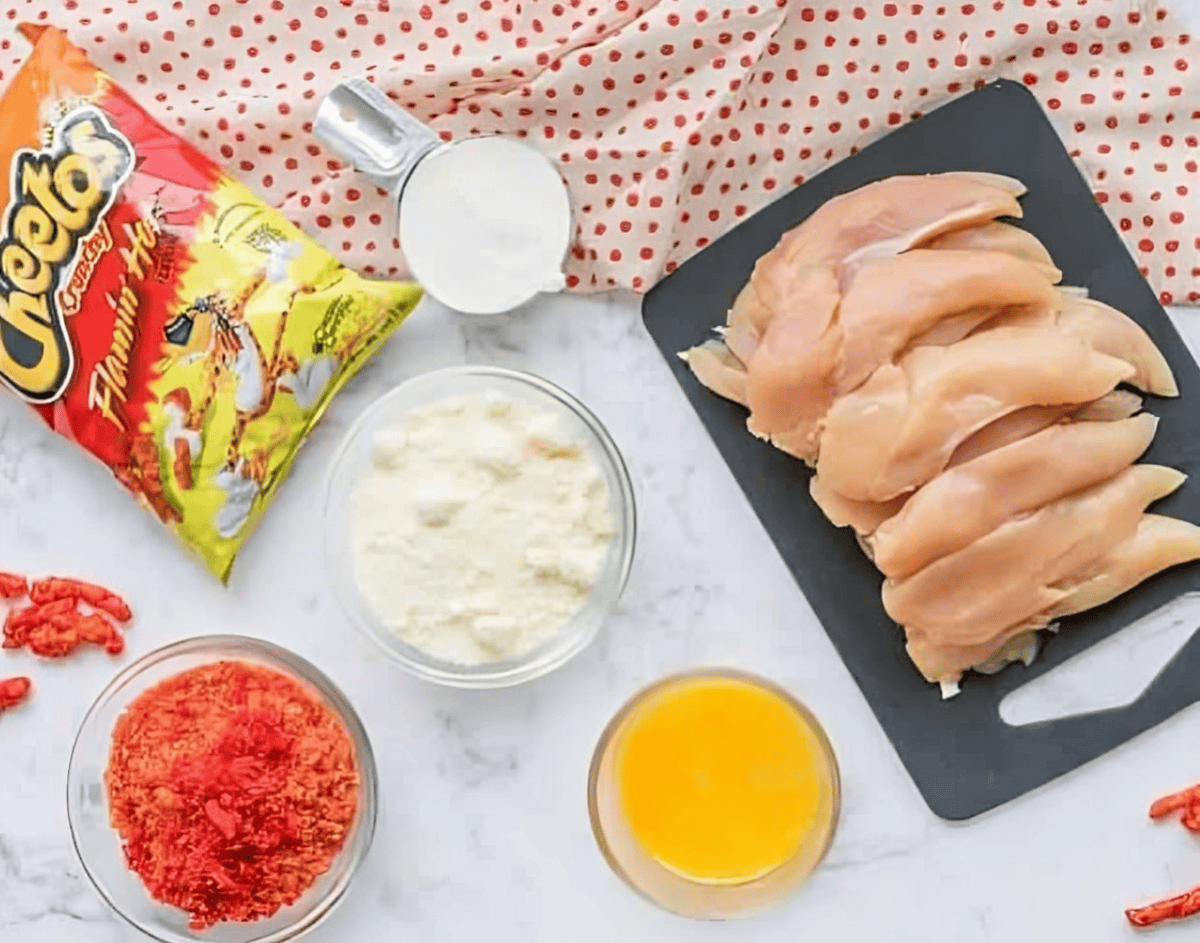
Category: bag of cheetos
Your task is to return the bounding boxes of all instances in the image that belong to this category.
[0,25,423,580]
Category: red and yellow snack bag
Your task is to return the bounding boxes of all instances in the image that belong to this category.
[0,26,423,581]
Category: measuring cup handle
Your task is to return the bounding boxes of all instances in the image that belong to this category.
[314,78,441,196]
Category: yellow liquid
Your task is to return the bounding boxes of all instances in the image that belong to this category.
[616,676,831,884]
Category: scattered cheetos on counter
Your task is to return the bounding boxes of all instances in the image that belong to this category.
[1126,780,1200,928]
[0,25,424,581]
[0,676,32,714]
[1,574,132,658]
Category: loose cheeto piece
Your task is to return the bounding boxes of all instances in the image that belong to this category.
[3,598,77,647]
[78,613,126,655]
[1127,888,1200,928]
[0,676,31,712]
[1149,785,1200,829]
[0,26,424,582]
[29,577,132,622]
[0,573,27,599]
[25,612,124,658]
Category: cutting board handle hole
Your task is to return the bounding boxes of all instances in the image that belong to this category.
[998,593,1200,727]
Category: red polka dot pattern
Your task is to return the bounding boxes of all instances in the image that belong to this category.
[6,1,1196,300]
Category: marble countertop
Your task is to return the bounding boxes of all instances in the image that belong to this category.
[4,286,1200,943]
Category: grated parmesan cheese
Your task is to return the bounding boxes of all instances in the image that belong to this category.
[350,391,616,665]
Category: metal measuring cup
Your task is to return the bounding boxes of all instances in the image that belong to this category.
[315,79,572,315]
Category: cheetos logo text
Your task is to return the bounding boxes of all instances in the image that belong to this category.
[0,108,133,403]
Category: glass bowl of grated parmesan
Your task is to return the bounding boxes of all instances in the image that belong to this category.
[323,365,637,688]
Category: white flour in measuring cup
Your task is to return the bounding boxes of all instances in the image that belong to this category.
[315,79,573,316]
[398,137,571,315]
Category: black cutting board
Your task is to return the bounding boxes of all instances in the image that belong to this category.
[642,80,1200,821]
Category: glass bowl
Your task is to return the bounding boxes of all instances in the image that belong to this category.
[67,636,378,943]
[323,365,637,688]
[587,669,841,920]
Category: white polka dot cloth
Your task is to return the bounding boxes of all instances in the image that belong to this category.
[5,0,1197,301]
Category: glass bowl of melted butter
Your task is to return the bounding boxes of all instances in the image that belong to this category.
[323,365,636,688]
[588,669,841,919]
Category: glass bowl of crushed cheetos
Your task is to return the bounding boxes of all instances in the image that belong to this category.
[67,636,378,943]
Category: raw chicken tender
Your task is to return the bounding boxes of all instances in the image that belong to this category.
[724,172,1025,365]
[725,248,836,366]
[947,391,1144,467]
[1011,515,1200,632]
[680,339,747,406]
[869,414,1158,578]
[747,249,1056,457]
[817,327,1135,502]
[835,172,1026,284]
[981,292,1177,396]
[809,475,908,535]
[812,393,1150,537]
[922,221,1061,283]
[1053,295,1177,396]
[887,465,1185,684]
[739,264,841,456]
[838,250,1055,383]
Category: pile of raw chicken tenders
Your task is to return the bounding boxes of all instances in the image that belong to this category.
[684,172,1200,695]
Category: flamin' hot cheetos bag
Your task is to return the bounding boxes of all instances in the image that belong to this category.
[0,25,423,580]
